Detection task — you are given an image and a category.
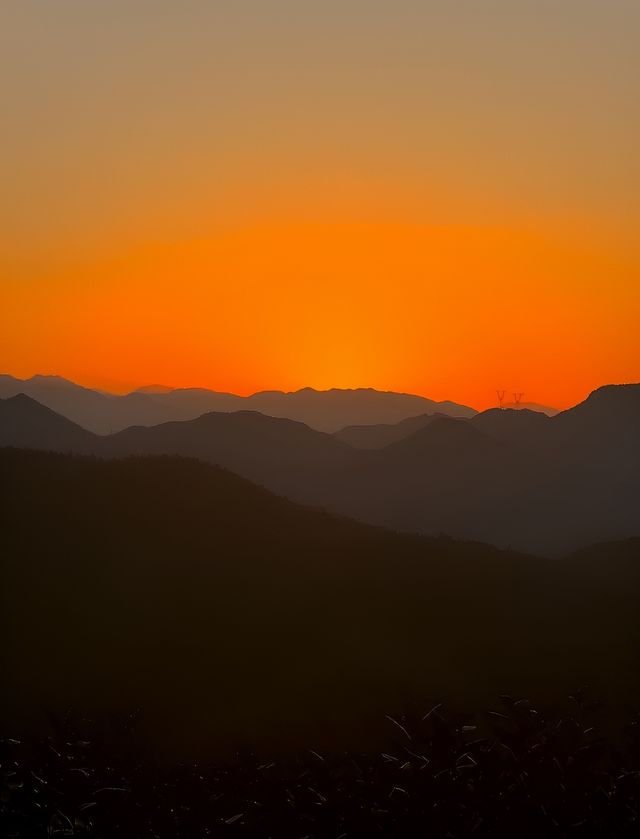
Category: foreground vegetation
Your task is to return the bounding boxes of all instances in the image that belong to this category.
[3,697,640,838]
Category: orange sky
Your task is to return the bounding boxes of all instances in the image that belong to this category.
[1,2,639,410]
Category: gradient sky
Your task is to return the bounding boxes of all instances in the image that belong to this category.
[1,1,638,409]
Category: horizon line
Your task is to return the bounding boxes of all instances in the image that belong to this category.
[4,369,616,413]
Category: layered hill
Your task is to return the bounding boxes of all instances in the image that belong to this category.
[0,393,95,452]
[1,384,638,554]
[239,387,476,430]
[355,390,640,554]
[0,374,175,434]
[334,412,444,448]
[103,409,357,506]
[0,374,475,434]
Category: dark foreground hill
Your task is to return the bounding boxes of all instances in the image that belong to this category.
[2,449,639,757]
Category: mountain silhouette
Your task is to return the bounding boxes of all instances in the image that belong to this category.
[0,374,176,434]
[0,393,95,451]
[1,384,638,555]
[103,409,356,507]
[2,448,639,751]
[134,384,173,394]
[500,400,558,415]
[133,384,477,432]
[334,412,445,448]
[357,388,640,553]
[554,383,640,438]
[0,374,475,434]
[240,386,476,431]
[336,405,555,449]
[470,406,551,445]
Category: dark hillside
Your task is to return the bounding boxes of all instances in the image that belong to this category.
[2,450,639,755]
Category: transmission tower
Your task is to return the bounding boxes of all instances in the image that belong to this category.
[496,389,506,409]
[513,392,524,406]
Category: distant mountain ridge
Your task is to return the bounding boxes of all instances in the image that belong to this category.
[0,374,174,434]
[334,412,445,449]
[0,374,476,434]
[501,400,558,416]
[2,383,638,555]
[134,384,173,394]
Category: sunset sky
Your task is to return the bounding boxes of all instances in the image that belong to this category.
[1,1,638,410]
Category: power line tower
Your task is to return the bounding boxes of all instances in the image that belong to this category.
[496,390,506,409]
[513,392,524,406]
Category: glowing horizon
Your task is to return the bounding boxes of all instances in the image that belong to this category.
[2,3,638,411]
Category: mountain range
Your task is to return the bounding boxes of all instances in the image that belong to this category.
[0,374,476,434]
[1,382,638,555]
